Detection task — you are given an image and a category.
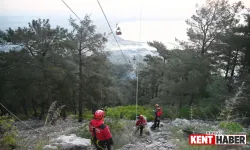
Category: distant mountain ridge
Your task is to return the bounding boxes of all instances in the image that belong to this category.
[0,35,159,65]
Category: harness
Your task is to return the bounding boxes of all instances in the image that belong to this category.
[91,124,107,150]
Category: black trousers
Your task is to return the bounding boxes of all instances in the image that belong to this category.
[91,138,112,150]
[135,125,144,136]
[153,116,160,128]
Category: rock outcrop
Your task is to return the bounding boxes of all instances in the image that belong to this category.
[43,134,91,150]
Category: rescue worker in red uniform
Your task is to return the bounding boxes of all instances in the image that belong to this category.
[152,104,163,130]
[89,110,114,150]
[134,115,147,136]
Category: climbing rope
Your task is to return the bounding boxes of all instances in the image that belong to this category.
[135,0,143,120]
[0,102,41,133]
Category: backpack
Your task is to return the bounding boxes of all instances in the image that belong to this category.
[92,124,106,140]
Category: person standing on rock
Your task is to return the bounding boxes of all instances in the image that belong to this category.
[152,104,163,130]
[89,109,114,150]
[134,115,147,136]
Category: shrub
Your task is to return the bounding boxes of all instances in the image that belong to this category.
[81,105,157,122]
[219,121,243,133]
[178,107,190,119]
[105,105,154,121]
[0,115,18,149]
[247,131,250,142]
[165,105,220,120]
[83,109,93,120]
[34,139,49,150]
[75,123,91,138]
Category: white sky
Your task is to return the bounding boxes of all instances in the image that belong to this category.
[1,0,250,47]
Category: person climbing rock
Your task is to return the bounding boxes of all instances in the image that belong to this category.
[134,115,147,136]
[151,104,163,130]
[89,109,114,150]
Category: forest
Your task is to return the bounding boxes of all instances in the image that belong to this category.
[0,0,250,149]
[0,0,250,148]
[0,0,250,122]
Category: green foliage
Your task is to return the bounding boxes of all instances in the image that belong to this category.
[34,139,49,150]
[68,114,78,120]
[164,104,220,120]
[178,143,218,150]
[247,131,250,142]
[83,109,93,120]
[105,105,154,121]
[75,123,91,138]
[178,107,190,119]
[0,115,18,149]
[160,106,170,118]
[1,0,250,126]
[219,121,243,133]
[184,0,244,54]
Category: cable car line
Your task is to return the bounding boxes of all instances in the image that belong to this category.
[61,0,81,22]
[96,0,131,64]
[61,0,119,62]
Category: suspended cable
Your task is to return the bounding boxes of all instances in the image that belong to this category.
[0,102,41,133]
[61,0,82,22]
[96,0,131,64]
[61,0,119,62]
[135,1,143,119]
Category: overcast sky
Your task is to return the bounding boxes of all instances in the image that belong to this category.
[1,0,250,46]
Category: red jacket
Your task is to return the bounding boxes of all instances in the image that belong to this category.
[89,119,112,141]
[155,107,163,117]
[136,118,147,126]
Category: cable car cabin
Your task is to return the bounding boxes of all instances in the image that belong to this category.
[116,30,122,35]
[116,27,122,35]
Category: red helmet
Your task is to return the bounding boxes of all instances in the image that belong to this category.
[94,110,105,120]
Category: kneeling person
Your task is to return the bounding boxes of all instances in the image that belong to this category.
[135,115,147,136]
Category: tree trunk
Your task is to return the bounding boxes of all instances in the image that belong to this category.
[201,43,206,55]
[41,55,49,120]
[179,97,182,108]
[32,98,37,117]
[39,102,45,120]
[224,48,232,79]
[225,55,231,79]
[155,84,159,98]
[22,98,29,117]
[62,109,66,120]
[225,64,229,79]
[188,94,194,106]
[230,49,239,78]
[171,97,175,106]
[72,90,77,115]
[78,49,83,122]
[151,90,154,99]
[245,45,250,73]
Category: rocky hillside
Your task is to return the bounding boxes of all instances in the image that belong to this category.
[13,117,250,150]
